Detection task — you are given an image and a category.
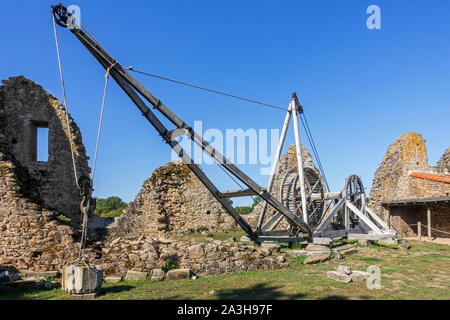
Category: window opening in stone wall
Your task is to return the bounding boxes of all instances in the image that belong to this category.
[36,126,49,162]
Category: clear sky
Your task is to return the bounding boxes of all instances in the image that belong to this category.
[1,1,449,206]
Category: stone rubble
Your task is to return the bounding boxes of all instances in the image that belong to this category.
[327,265,373,283]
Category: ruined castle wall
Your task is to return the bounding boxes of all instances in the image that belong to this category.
[436,147,450,174]
[0,76,90,224]
[369,132,450,237]
[370,132,429,219]
[0,148,81,272]
[126,161,241,237]
[370,132,450,220]
[0,153,284,276]
[0,77,289,276]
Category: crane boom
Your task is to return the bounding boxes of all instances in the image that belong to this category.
[51,3,311,242]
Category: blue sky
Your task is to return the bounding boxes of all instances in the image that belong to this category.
[1,1,449,206]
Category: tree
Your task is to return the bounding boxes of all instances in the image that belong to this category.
[94,196,127,217]
[235,206,252,215]
[251,196,262,209]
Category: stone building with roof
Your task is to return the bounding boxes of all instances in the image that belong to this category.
[370,132,450,238]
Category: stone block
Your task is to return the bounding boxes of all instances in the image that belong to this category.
[306,243,330,251]
[327,271,352,283]
[351,270,372,281]
[331,250,344,259]
[70,292,98,300]
[104,276,122,283]
[304,253,331,265]
[350,272,366,283]
[377,239,399,245]
[333,244,354,252]
[150,268,165,281]
[337,265,352,275]
[261,243,281,253]
[62,265,103,294]
[313,238,332,246]
[399,239,411,250]
[150,268,165,277]
[188,244,205,259]
[240,235,252,243]
[166,269,190,280]
[124,270,148,281]
[340,248,358,256]
[286,249,308,257]
[307,249,331,256]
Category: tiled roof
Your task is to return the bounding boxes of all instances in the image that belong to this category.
[409,172,450,184]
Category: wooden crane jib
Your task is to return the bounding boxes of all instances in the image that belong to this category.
[51,3,312,243]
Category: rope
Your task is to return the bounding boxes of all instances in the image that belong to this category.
[299,111,330,191]
[407,223,450,235]
[78,62,117,260]
[79,206,89,259]
[53,16,112,267]
[431,227,450,235]
[91,62,117,183]
[124,67,288,112]
[52,12,80,189]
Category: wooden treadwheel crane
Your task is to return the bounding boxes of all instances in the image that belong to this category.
[51,3,396,244]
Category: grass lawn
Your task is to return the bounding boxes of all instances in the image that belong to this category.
[0,240,448,300]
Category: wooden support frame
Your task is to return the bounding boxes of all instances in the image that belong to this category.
[427,206,432,239]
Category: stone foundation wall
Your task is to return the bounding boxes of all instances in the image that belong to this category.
[93,236,285,277]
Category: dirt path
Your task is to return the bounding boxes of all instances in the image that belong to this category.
[405,237,450,245]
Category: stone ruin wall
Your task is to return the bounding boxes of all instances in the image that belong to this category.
[0,76,91,272]
[369,132,450,236]
[0,148,81,272]
[0,76,90,226]
[0,76,285,276]
[436,147,450,174]
[125,160,241,237]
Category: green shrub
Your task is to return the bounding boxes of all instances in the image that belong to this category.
[94,196,127,217]
[359,257,381,262]
[162,260,179,272]
[235,206,252,215]
[294,256,307,265]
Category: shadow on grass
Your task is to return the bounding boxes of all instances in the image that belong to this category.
[319,295,372,300]
[215,283,306,300]
[0,284,61,300]
[98,285,135,297]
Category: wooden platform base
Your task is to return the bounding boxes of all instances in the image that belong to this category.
[70,292,99,300]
